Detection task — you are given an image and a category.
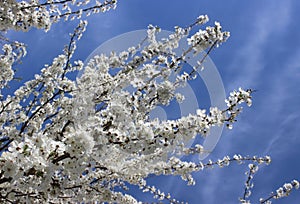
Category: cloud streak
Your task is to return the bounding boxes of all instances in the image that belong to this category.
[227,1,292,90]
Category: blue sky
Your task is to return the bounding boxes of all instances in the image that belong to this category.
[6,0,300,203]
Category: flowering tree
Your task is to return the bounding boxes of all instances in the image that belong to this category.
[0,0,116,90]
[0,1,299,203]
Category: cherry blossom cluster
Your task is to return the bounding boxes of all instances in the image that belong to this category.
[259,179,300,204]
[0,35,26,100]
[0,39,26,95]
[224,87,253,129]
[0,0,115,100]
[0,0,117,32]
[0,16,244,203]
[187,21,230,54]
[138,155,271,203]
[239,163,259,204]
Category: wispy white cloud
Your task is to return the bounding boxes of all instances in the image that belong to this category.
[197,1,294,202]
[227,1,292,90]
[262,47,300,156]
[263,113,299,155]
